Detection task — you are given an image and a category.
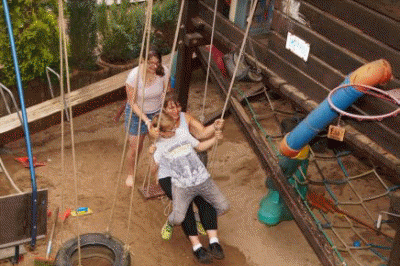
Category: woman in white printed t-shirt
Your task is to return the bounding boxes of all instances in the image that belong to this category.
[124,48,170,187]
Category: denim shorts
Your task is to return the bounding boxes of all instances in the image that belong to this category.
[125,104,159,135]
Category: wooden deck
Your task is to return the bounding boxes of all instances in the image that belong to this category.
[0,69,129,135]
[197,0,400,161]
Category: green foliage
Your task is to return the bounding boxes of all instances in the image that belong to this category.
[151,0,179,55]
[96,0,178,63]
[0,0,59,87]
[67,0,98,70]
[152,0,179,32]
[150,33,171,55]
[96,0,145,63]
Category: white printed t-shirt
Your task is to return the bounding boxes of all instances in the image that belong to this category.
[154,133,209,188]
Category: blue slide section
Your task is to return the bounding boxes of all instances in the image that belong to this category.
[286,76,363,151]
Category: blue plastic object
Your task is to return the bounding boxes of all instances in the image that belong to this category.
[170,52,178,89]
[260,75,365,226]
[258,188,293,225]
[2,0,38,247]
[286,76,363,151]
[258,155,309,225]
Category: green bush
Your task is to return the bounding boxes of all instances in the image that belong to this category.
[150,33,171,55]
[67,0,98,70]
[96,0,178,63]
[96,0,145,63]
[152,0,179,32]
[0,0,59,87]
[151,0,179,55]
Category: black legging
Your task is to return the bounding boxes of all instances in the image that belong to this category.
[159,176,218,236]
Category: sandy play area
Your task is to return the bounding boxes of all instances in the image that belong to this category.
[0,68,325,265]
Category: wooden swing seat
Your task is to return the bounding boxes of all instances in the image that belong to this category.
[138,183,165,200]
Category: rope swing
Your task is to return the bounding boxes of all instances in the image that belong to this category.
[124,0,155,250]
[106,0,157,235]
[52,0,258,264]
[199,0,220,124]
[107,0,187,256]
[139,0,186,199]
[208,0,260,174]
[55,0,83,264]
[54,0,131,265]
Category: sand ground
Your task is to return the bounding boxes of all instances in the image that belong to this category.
[0,68,323,266]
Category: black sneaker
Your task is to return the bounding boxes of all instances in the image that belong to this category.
[208,242,225,260]
[193,247,212,264]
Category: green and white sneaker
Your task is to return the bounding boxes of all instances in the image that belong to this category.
[161,220,173,240]
[196,221,207,236]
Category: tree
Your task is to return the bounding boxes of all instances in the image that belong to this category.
[0,0,59,87]
[67,0,98,70]
[96,0,145,63]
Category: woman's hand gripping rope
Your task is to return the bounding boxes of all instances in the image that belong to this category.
[149,124,160,139]
[214,130,223,141]
[213,118,224,131]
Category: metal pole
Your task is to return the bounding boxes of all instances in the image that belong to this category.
[2,0,38,247]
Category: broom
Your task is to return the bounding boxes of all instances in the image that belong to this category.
[34,207,59,266]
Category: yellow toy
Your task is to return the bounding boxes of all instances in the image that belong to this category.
[71,207,93,216]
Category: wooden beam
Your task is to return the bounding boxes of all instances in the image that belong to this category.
[303,0,400,52]
[195,0,400,159]
[0,70,130,135]
[300,1,400,79]
[196,44,338,266]
[352,0,400,22]
[267,31,345,90]
[271,10,366,78]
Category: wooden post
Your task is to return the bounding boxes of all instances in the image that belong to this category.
[174,0,201,112]
[175,44,192,112]
[389,191,400,266]
[389,228,400,266]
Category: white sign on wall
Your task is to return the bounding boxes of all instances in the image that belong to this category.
[285,32,310,62]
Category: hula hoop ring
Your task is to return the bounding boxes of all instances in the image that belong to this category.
[327,84,400,121]
[54,233,131,266]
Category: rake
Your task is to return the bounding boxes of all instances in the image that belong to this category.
[34,207,59,266]
[307,192,392,239]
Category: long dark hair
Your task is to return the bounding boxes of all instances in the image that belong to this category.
[144,48,165,76]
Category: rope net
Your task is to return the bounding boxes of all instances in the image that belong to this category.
[233,84,397,266]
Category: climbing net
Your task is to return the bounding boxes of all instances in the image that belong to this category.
[233,84,397,266]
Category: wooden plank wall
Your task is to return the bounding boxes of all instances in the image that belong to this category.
[198,0,400,159]
[294,0,400,156]
[196,44,338,266]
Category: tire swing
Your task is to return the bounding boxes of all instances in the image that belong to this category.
[54,233,130,266]
[52,0,135,264]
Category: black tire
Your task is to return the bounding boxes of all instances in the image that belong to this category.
[54,233,131,266]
